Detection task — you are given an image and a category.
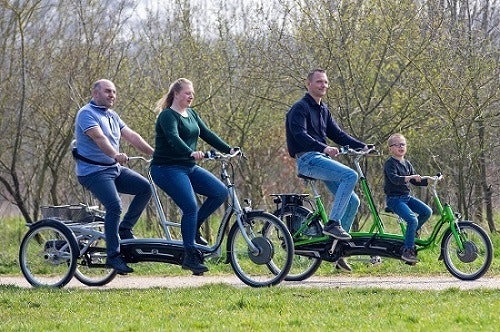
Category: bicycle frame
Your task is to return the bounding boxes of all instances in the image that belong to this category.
[279,149,465,250]
[129,153,259,256]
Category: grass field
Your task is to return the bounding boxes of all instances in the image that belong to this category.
[1,283,499,331]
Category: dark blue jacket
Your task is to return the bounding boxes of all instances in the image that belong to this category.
[286,93,365,158]
[384,156,428,196]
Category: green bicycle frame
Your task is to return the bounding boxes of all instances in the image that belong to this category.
[291,151,466,253]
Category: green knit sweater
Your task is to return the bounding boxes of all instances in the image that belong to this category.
[152,108,231,166]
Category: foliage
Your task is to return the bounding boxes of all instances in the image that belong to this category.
[0,0,498,231]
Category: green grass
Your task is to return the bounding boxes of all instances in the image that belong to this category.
[0,284,499,331]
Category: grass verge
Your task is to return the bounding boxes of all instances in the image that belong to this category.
[1,284,499,331]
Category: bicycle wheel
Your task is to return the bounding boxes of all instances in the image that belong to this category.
[73,224,117,286]
[441,221,493,280]
[19,219,79,288]
[273,205,322,281]
[227,211,293,287]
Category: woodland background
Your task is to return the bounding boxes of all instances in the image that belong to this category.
[0,0,499,233]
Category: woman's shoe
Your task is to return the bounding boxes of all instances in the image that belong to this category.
[182,247,208,275]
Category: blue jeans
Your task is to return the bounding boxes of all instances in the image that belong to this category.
[297,152,360,231]
[150,164,228,249]
[78,166,152,257]
[386,195,432,249]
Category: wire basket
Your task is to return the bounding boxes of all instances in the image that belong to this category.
[40,204,100,223]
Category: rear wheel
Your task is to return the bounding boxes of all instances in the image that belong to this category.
[274,205,322,281]
[19,219,79,288]
[73,223,117,286]
[441,221,493,280]
[227,211,293,287]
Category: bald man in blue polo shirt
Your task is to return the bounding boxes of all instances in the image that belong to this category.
[75,79,153,274]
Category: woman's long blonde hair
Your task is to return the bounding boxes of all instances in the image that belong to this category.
[155,78,193,112]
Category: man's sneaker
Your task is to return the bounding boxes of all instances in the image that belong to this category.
[118,228,135,240]
[106,255,134,275]
[323,220,352,240]
[401,247,418,263]
[335,257,352,272]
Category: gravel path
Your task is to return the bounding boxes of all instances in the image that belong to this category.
[2,275,499,290]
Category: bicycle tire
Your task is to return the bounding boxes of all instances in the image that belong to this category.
[441,221,493,280]
[273,205,322,281]
[73,224,117,286]
[19,219,79,288]
[226,211,293,287]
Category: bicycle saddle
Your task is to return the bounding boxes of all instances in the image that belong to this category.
[298,174,315,181]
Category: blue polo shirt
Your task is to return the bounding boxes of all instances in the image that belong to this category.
[74,100,126,176]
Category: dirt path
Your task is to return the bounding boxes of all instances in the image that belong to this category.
[2,275,499,290]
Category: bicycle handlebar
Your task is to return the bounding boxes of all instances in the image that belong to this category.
[338,145,379,156]
[127,156,152,163]
[204,148,245,160]
[421,173,443,182]
[126,148,244,164]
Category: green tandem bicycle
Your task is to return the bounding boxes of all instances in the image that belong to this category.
[271,146,493,281]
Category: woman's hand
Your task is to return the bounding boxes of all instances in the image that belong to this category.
[190,151,205,160]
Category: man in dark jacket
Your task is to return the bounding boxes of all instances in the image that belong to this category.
[286,68,369,271]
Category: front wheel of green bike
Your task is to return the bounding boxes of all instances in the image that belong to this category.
[227,211,293,287]
[441,221,493,280]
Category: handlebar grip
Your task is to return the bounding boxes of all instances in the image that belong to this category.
[204,150,216,159]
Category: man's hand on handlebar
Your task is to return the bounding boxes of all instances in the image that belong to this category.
[114,153,128,165]
[323,146,339,157]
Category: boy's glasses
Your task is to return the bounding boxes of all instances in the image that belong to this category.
[390,143,406,148]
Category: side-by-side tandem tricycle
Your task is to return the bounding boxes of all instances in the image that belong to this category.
[271,146,493,281]
[18,150,294,288]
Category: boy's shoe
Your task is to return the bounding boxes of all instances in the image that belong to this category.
[401,247,418,263]
[106,255,134,275]
[335,257,352,272]
[118,228,136,240]
[323,220,352,240]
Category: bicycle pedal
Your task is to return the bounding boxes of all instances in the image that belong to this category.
[192,272,204,276]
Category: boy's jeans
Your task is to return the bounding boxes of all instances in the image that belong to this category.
[296,152,360,231]
[386,195,432,249]
[78,165,152,257]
